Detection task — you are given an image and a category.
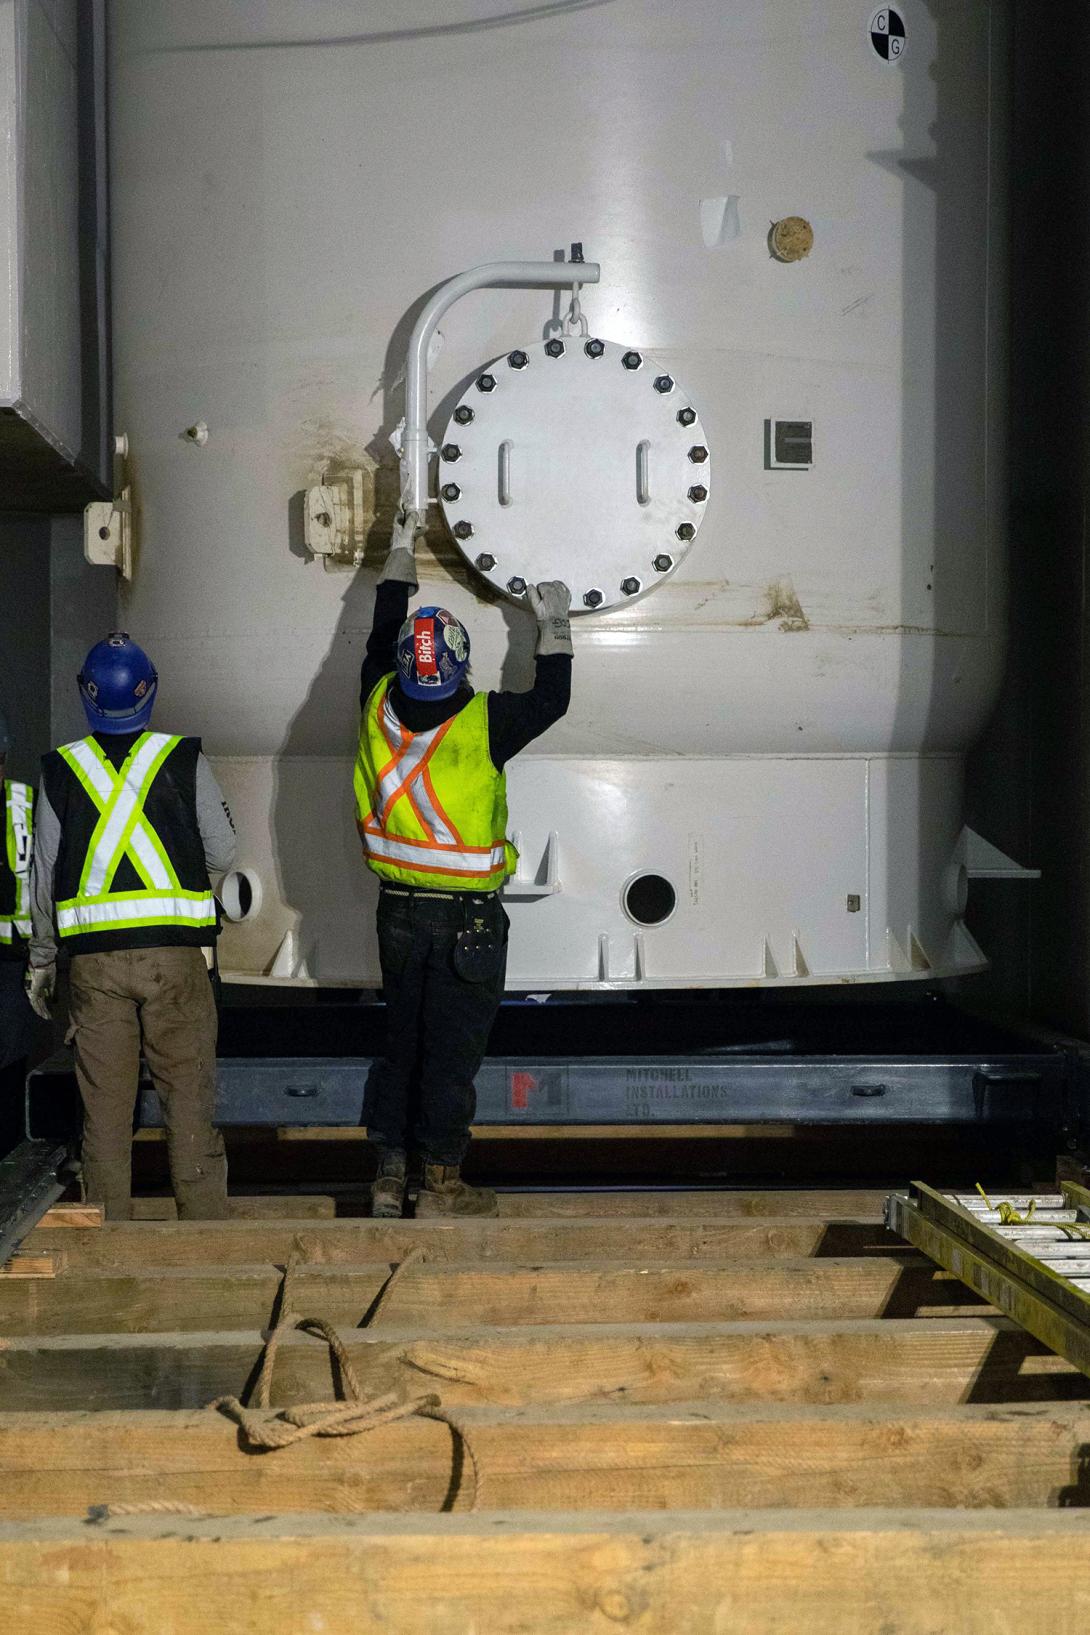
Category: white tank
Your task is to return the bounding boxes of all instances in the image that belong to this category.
[106,0,1019,988]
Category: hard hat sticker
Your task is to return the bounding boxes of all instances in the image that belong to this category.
[869,7,906,63]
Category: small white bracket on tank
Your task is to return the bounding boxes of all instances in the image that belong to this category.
[437,339,710,612]
[504,831,560,899]
[957,826,1041,881]
[83,489,133,579]
[304,471,372,570]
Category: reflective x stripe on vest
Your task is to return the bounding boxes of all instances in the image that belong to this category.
[1,780,33,943]
[353,678,516,890]
[54,734,216,936]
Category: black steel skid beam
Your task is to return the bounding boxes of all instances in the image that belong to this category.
[26,1050,1070,1138]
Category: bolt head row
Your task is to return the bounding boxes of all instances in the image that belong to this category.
[467,558,680,592]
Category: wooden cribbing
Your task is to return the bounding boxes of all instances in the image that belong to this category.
[0,1256,983,1336]
[1,1403,1089,1518]
[38,1204,103,1229]
[0,1318,1082,1413]
[129,1195,337,1221]
[493,1188,891,1217]
[24,1215,896,1272]
[2,1510,1090,1632]
[0,1251,61,1279]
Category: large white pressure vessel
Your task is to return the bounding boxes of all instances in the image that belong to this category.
[107,0,1014,988]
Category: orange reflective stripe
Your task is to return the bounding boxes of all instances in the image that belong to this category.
[422,765,464,847]
[378,714,457,827]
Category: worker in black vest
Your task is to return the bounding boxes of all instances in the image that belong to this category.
[27,634,237,1219]
[0,708,35,1155]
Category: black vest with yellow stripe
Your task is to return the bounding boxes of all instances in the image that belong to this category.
[40,732,216,956]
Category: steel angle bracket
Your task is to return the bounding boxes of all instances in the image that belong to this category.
[886,1181,1090,1380]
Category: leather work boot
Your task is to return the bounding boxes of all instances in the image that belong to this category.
[415,1164,498,1218]
[371,1149,407,1219]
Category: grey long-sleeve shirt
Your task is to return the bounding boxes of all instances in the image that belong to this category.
[29,750,237,968]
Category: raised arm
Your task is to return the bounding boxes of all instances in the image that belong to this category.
[359,509,423,708]
[487,582,573,770]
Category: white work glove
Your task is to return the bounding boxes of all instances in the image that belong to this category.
[25,963,56,1021]
[379,507,424,588]
[526,581,573,658]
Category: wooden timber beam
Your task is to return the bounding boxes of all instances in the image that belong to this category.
[0,1256,982,1337]
[130,1195,337,1221]
[24,1216,897,1272]
[1,1403,1089,1518]
[0,1318,1082,1413]
[2,1510,1089,1632]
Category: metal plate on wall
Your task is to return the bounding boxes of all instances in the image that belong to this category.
[437,339,710,612]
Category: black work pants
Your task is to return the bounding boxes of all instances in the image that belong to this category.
[364,889,508,1165]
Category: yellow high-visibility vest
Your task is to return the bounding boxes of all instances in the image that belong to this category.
[1,779,32,944]
[353,675,517,891]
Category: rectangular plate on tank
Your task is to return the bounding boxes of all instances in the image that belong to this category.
[126,1053,1066,1129]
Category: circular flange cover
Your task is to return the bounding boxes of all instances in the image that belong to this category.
[437,338,710,613]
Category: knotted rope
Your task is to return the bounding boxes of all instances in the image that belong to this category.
[206,1243,481,1507]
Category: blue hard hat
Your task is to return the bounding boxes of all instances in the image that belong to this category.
[396,607,470,701]
[78,632,159,734]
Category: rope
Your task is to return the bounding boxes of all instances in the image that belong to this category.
[974,1183,1037,1227]
[206,1245,481,1507]
[87,1500,207,1522]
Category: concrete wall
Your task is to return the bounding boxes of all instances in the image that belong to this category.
[0,513,50,782]
[967,1,1090,1035]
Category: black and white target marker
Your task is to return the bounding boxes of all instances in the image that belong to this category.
[869,7,906,62]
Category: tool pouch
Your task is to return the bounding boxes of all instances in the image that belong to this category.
[453,901,506,984]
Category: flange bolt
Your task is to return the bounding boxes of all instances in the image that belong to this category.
[584,338,605,358]
[656,551,677,569]
[621,350,642,370]
[441,443,462,462]
[507,576,527,595]
[441,483,461,502]
[583,588,604,608]
[475,552,496,571]
[507,350,529,369]
[453,520,474,540]
[687,485,708,503]
[653,375,674,394]
[544,338,565,358]
[674,525,695,544]
[676,407,696,427]
[688,445,708,464]
[476,373,496,393]
[454,405,475,425]
[621,577,641,596]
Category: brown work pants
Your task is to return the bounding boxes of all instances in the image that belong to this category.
[68,947,228,1221]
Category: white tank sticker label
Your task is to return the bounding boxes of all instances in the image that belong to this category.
[869,7,906,63]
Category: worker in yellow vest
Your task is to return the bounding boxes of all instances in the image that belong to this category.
[0,708,35,1154]
[355,511,572,1217]
[26,634,237,1219]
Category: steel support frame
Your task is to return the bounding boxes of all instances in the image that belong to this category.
[886,1181,1090,1380]
[24,1048,1071,1138]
